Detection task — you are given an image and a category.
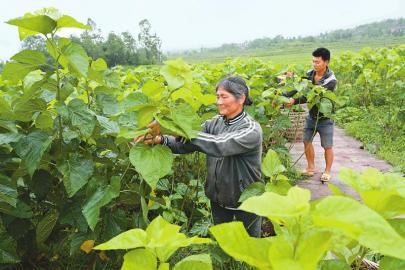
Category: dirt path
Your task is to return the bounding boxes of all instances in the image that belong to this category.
[289,127,393,200]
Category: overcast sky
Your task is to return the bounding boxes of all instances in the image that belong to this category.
[1,0,404,60]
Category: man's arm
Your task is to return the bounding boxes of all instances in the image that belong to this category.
[286,75,337,106]
[281,73,312,106]
[323,79,337,91]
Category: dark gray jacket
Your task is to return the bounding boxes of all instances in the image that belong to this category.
[162,111,263,207]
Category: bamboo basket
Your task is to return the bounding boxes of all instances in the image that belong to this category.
[281,107,308,142]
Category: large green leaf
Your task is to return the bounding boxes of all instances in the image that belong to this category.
[267,237,301,270]
[210,221,273,270]
[145,215,181,244]
[0,223,20,263]
[265,181,292,196]
[296,231,334,269]
[12,49,46,66]
[95,93,121,116]
[2,50,46,83]
[135,105,159,129]
[388,219,405,238]
[312,196,405,260]
[13,98,47,122]
[170,103,201,139]
[0,174,17,207]
[6,14,56,40]
[35,111,54,129]
[46,38,89,78]
[270,230,332,270]
[117,127,149,140]
[319,98,333,116]
[129,144,173,189]
[94,229,147,250]
[122,248,157,270]
[0,120,18,133]
[82,176,121,231]
[155,116,187,137]
[14,130,53,176]
[173,254,212,270]
[23,70,44,93]
[91,58,108,71]
[145,216,211,262]
[159,263,170,270]
[380,256,405,270]
[0,100,15,124]
[142,80,166,101]
[339,168,405,218]
[0,133,22,145]
[67,99,96,137]
[146,216,184,261]
[56,15,91,30]
[57,154,94,197]
[36,210,59,244]
[170,83,215,111]
[239,182,265,202]
[46,38,64,62]
[319,260,351,270]
[94,216,210,260]
[60,40,89,78]
[239,186,311,224]
[155,104,201,139]
[0,200,33,218]
[261,149,286,178]
[361,190,405,219]
[160,59,192,90]
[96,116,119,136]
[2,63,33,83]
[121,92,148,110]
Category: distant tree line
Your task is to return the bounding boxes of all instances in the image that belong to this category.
[21,18,163,67]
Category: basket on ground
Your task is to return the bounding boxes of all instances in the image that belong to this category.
[281,107,308,142]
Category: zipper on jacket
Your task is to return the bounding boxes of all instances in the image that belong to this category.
[213,158,220,201]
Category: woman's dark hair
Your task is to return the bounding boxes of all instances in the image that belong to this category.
[312,48,331,62]
[215,76,253,106]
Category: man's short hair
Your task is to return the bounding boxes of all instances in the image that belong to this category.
[312,48,330,61]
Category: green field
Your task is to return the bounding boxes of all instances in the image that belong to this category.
[170,37,405,65]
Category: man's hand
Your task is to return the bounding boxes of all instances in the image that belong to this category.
[285,98,295,108]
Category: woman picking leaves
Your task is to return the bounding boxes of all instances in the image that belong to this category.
[135,76,263,237]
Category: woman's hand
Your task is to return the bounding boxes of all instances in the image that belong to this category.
[147,120,161,137]
[285,71,294,78]
[133,134,162,144]
[133,120,162,144]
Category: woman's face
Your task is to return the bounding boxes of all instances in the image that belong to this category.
[216,86,244,118]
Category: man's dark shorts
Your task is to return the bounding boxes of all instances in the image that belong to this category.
[303,116,334,148]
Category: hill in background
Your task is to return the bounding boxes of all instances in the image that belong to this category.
[168,18,405,64]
